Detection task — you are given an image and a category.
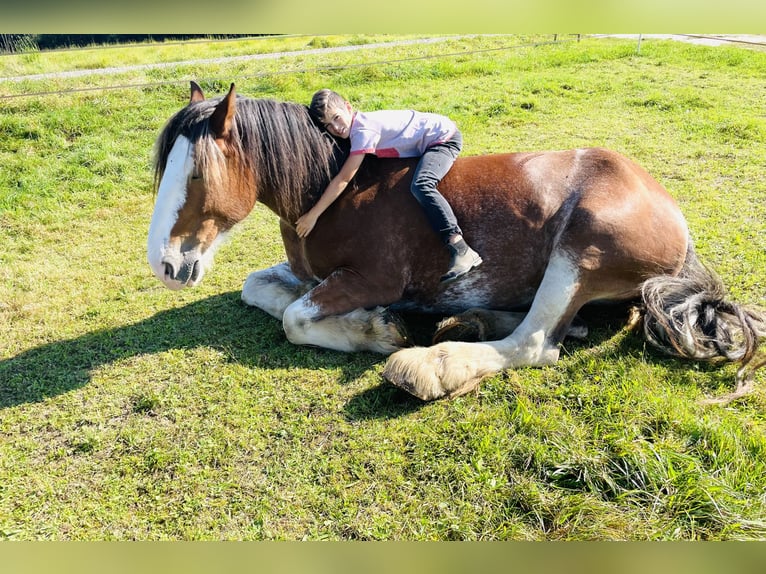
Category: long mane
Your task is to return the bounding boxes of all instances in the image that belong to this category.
[153,95,347,220]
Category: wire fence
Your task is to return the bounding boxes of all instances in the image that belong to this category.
[3,34,762,102]
[0,35,581,101]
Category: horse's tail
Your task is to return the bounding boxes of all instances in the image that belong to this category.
[640,244,766,403]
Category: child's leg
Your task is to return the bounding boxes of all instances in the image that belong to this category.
[410,132,482,282]
[410,133,463,241]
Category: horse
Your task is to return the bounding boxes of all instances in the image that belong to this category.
[148,82,765,403]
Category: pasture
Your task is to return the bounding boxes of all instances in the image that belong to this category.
[1,34,765,540]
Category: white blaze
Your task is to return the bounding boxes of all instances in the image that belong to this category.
[147,135,193,289]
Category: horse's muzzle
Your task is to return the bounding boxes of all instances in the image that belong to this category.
[165,259,200,284]
[159,252,202,288]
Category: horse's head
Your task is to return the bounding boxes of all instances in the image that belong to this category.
[148,81,256,290]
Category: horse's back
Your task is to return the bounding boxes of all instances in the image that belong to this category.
[442,147,688,297]
[307,147,689,312]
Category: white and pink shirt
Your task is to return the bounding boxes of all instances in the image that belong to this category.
[349,110,457,158]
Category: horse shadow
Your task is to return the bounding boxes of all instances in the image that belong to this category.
[345,301,744,420]
[0,292,386,409]
[1,296,733,415]
[344,304,644,420]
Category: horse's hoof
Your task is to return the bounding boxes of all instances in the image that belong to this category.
[381,345,485,401]
[432,311,489,343]
[381,309,413,349]
[381,347,444,400]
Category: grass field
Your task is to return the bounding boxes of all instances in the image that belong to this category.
[1,34,765,540]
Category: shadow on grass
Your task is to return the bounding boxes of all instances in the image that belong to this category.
[0,291,384,409]
[346,301,750,418]
[1,294,737,411]
[344,303,649,421]
[344,383,427,420]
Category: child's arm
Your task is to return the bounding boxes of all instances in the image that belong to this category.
[295,153,365,237]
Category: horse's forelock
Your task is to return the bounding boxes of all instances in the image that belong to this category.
[153,99,218,193]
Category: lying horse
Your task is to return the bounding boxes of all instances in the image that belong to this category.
[148,82,765,402]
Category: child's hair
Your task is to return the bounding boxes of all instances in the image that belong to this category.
[309,89,347,125]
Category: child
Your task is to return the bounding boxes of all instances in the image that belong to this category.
[295,88,482,283]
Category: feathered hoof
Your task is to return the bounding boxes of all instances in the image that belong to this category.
[432,310,490,343]
[381,345,484,401]
[432,309,589,344]
[369,308,412,354]
[381,309,413,348]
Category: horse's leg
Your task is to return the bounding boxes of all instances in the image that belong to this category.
[383,251,587,400]
[433,308,588,343]
[281,269,410,354]
[283,301,410,353]
[241,262,316,319]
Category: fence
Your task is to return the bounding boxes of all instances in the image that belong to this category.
[1,35,580,101]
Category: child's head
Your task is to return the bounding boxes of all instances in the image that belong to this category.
[310,89,354,139]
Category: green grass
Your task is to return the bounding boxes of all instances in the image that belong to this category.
[1,35,765,540]
[0,34,433,77]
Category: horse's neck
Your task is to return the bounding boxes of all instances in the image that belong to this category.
[235,100,347,221]
[256,190,295,221]
[255,141,346,223]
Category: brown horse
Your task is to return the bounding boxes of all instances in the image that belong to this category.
[148,82,765,402]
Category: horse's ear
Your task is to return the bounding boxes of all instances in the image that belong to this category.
[190,81,205,103]
[209,83,236,139]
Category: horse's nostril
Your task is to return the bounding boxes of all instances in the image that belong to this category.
[164,262,175,280]
[190,260,201,283]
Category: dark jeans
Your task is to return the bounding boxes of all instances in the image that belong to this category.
[410,130,463,244]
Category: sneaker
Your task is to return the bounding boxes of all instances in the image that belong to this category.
[440,238,483,282]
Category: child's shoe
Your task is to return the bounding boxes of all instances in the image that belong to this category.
[441,237,482,282]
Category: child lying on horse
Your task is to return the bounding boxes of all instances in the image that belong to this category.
[295,88,482,283]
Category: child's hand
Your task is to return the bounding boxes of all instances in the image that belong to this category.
[295,213,317,238]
